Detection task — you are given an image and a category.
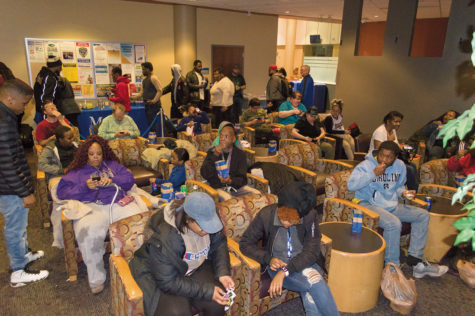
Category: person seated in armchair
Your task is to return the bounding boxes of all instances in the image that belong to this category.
[448,132,475,177]
[277,90,306,125]
[129,192,234,316]
[176,103,210,136]
[98,103,140,140]
[38,125,77,182]
[323,99,355,160]
[348,141,448,277]
[56,135,146,294]
[239,182,339,316]
[35,101,70,146]
[292,106,334,159]
[201,121,259,200]
[240,98,280,144]
[149,147,189,195]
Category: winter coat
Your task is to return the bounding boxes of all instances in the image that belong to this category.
[129,204,230,316]
[34,66,63,113]
[201,146,247,189]
[109,76,131,111]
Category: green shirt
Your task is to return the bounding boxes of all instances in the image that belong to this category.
[240,108,269,128]
[98,114,140,140]
[228,74,246,97]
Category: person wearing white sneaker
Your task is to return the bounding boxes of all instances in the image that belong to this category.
[0,79,49,287]
[348,141,448,277]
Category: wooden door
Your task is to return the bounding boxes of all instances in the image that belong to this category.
[211,45,244,78]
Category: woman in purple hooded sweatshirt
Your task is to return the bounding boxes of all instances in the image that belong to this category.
[57,135,144,294]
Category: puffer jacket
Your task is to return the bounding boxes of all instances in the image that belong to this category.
[33,66,62,113]
[129,204,230,316]
[0,101,34,197]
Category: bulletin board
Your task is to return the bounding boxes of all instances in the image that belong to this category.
[24,38,147,99]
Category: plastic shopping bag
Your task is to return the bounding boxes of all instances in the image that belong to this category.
[381,263,418,315]
[457,259,475,289]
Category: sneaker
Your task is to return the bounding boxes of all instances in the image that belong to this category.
[91,283,105,294]
[25,250,44,264]
[413,259,449,279]
[10,265,49,287]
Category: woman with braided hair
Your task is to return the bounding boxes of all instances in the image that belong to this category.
[56,135,145,293]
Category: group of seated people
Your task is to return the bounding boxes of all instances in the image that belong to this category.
[32,85,474,315]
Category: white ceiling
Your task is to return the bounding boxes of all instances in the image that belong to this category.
[142,0,453,21]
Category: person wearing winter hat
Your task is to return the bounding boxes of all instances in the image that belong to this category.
[129,192,234,316]
[33,56,63,115]
[239,182,339,316]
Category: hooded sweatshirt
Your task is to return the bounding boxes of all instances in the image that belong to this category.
[109,75,131,111]
[348,152,406,212]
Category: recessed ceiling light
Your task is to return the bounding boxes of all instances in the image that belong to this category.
[285,10,290,14]
[374,15,379,17]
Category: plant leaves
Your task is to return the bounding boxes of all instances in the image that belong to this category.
[462,201,475,211]
[456,118,474,141]
[473,236,475,252]
[468,210,475,218]
[453,228,475,246]
[453,216,475,230]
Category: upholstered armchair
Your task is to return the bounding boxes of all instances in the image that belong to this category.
[279,141,353,205]
[178,130,218,153]
[108,138,160,188]
[418,183,473,203]
[420,159,457,187]
[216,193,332,315]
[60,191,154,282]
[354,133,372,161]
[109,209,243,316]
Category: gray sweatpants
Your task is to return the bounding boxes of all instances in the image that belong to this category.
[74,201,143,288]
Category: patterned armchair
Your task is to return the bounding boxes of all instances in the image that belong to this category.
[108,138,160,187]
[178,130,218,153]
[279,141,353,205]
[216,193,333,315]
[109,209,243,316]
[420,159,457,187]
[60,194,153,282]
[418,184,473,203]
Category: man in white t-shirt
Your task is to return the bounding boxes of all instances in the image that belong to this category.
[368,111,403,153]
[210,67,235,128]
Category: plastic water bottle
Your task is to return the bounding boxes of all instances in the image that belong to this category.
[352,208,363,234]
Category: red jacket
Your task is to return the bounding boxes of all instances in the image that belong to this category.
[109,76,131,111]
[447,153,475,176]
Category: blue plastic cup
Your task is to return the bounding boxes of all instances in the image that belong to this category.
[215,160,229,178]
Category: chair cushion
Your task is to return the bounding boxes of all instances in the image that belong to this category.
[129,165,160,187]
[109,139,147,166]
[279,142,318,171]
[316,173,328,191]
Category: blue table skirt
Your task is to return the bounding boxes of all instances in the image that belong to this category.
[291,81,328,113]
[78,105,148,138]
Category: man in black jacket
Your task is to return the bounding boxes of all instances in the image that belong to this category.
[0,79,49,287]
[33,56,63,115]
[239,182,339,316]
[200,121,259,201]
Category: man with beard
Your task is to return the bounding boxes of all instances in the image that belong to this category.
[34,56,63,116]
[186,59,208,111]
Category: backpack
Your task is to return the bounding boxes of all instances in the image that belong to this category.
[281,78,290,99]
[19,124,34,148]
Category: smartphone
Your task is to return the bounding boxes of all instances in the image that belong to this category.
[92,176,101,181]
[403,146,413,150]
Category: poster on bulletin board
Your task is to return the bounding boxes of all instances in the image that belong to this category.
[24,38,146,99]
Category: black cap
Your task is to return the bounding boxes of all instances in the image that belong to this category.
[307,106,319,116]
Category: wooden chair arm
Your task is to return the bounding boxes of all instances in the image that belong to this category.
[323,198,380,230]
[318,159,354,170]
[110,255,143,301]
[247,173,269,194]
[37,170,46,180]
[197,151,207,157]
[244,126,255,132]
[227,238,260,270]
[418,183,473,199]
[185,180,219,203]
[140,195,153,209]
[354,152,367,161]
[288,165,317,178]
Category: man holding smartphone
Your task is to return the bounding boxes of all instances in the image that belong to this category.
[240,98,280,144]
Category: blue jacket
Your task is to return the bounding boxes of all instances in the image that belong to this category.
[348,152,406,212]
[154,164,186,192]
[296,75,314,110]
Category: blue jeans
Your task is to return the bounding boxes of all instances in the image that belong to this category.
[267,264,339,316]
[0,195,29,271]
[359,201,430,265]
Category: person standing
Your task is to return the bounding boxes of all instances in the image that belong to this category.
[33,56,63,115]
[109,67,131,112]
[0,79,49,287]
[58,76,81,126]
[228,64,246,123]
[210,68,235,128]
[186,60,208,111]
[162,64,189,120]
[296,65,314,110]
[266,64,285,113]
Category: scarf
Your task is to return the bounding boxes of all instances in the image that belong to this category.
[171,64,182,103]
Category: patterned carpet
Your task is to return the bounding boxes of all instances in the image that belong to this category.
[0,149,473,315]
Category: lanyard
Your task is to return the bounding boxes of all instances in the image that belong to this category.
[221,147,233,171]
[287,226,293,259]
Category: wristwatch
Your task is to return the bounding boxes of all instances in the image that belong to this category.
[281,266,289,277]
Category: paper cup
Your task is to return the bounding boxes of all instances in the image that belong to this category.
[161,182,174,201]
[215,160,229,178]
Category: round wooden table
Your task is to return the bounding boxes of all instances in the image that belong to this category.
[415,194,468,262]
[320,222,385,313]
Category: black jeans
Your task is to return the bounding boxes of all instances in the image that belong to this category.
[145,101,162,133]
[154,261,225,316]
[212,106,232,129]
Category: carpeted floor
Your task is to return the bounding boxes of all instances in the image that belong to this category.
[0,148,473,315]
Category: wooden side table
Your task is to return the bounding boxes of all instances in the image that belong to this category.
[416,194,468,262]
[320,222,385,313]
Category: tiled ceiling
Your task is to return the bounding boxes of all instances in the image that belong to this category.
[139,0,453,21]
